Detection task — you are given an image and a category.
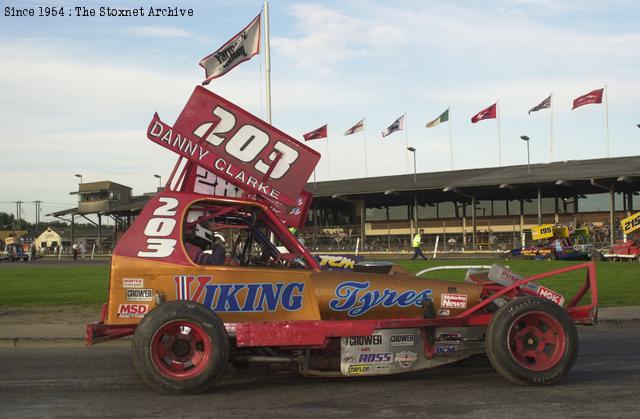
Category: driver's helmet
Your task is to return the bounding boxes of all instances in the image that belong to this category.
[195,223,225,244]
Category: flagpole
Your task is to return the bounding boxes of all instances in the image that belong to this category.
[550,92,554,162]
[404,113,409,174]
[364,119,368,177]
[604,85,610,158]
[263,1,272,124]
[497,100,502,166]
[326,128,331,180]
[448,106,453,170]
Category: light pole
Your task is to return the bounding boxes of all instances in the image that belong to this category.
[154,174,162,189]
[74,173,83,184]
[520,135,531,175]
[407,147,416,183]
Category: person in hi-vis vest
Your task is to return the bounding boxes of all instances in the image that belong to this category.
[411,229,428,260]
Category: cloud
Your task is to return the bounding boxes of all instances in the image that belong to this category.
[272,4,406,73]
[123,25,194,38]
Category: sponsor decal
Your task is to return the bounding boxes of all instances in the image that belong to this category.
[437,333,462,344]
[117,304,149,319]
[536,286,565,306]
[441,293,468,309]
[123,278,144,288]
[395,351,418,368]
[357,352,393,364]
[343,355,356,363]
[345,335,383,346]
[315,255,362,270]
[436,346,457,354]
[390,333,416,346]
[173,275,304,312]
[126,288,153,302]
[374,364,393,371]
[348,364,371,375]
[438,309,450,316]
[330,281,432,317]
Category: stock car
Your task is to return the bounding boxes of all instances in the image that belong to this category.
[592,237,640,262]
[86,87,598,394]
[508,236,593,261]
[0,242,29,262]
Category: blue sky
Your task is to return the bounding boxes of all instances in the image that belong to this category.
[1,0,639,222]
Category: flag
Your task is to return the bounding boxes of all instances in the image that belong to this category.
[529,95,551,114]
[344,119,364,135]
[426,109,449,128]
[572,88,604,110]
[471,103,497,123]
[382,115,405,138]
[199,14,261,85]
[303,124,327,141]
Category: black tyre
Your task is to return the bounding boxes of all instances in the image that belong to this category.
[486,296,577,386]
[132,300,229,395]
[591,252,604,262]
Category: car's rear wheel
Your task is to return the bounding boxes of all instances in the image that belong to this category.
[486,296,577,385]
[132,300,229,394]
[591,251,604,262]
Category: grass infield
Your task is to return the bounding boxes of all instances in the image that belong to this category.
[0,259,637,307]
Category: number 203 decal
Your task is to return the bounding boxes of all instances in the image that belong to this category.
[192,105,299,180]
[137,197,179,258]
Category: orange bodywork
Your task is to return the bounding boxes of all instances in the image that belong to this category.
[106,254,483,326]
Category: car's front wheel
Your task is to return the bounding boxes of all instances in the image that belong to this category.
[132,300,229,394]
[486,296,577,385]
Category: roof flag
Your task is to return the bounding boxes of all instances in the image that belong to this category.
[200,14,261,85]
[344,119,365,135]
[528,95,552,114]
[426,109,449,128]
[302,124,328,141]
[572,88,604,110]
[471,103,497,123]
[382,115,405,138]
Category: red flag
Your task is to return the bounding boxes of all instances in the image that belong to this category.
[471,103,497,123]
[572,88,604,110]
[303,124,327,141]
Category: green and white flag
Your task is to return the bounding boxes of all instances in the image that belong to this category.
[426,109,449,128]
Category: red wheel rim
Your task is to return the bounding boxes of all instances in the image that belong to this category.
[150,320,212,381]
[507,311,566,371]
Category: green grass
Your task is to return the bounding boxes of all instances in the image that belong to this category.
[0,259,638,307]
[394,259,640,307]
[0,265,108,306]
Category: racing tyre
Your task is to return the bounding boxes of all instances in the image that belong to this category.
[486,296,577,386]
[132,300,229,395]
[591,252,604,262]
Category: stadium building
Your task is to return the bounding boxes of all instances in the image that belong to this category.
[51,156,640,252]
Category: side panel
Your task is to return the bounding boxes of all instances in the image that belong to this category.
[107,256,319,325]
[312,271,483,320]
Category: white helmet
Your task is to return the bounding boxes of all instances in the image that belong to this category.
[195,224,225,243]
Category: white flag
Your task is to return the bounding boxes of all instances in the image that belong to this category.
[199,14,261,85]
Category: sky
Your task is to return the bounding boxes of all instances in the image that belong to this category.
[1,0,639,223]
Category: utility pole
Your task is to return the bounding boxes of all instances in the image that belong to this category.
[33,201,42,235]
[15,201,23,232]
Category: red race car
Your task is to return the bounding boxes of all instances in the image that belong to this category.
[86,87,598,394]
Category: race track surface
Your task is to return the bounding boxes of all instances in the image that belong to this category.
[0,327,638,418]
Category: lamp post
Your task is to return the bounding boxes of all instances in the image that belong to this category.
[153,174,162,189]
[520,135,531,175]
[74,173,82,184]
[407,147,416,183]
